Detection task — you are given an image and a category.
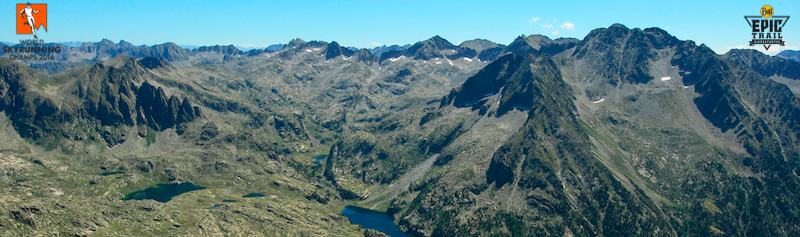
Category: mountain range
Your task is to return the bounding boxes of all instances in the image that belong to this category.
[1,35,579,75]
[1,24,800,236]
[778,50,800,62]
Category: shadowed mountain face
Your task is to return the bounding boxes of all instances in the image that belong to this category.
[444,54,572,117]
[370,44,412,57]
[0,57,202,146]
[324,41,356,60]
[724,49,800,80]
[2,24,800,236]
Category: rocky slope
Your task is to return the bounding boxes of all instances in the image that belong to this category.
[324,24,800,236]
[0,33,494,236]
[0,56,202,146]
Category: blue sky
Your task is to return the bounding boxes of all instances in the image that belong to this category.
[2,0,798,55]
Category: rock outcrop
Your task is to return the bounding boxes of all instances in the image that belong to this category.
[0,56,202,146]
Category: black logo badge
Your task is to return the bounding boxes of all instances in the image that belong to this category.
[745,5,789,50]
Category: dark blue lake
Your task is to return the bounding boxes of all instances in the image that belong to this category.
[341,206,407,237]
[314,155,328,165]
[121,183,206,203]
[243,193,266,198]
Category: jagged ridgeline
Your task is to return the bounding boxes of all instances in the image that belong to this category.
[325,24,800,236]
[777,50,800,62]
[0,56,201,146]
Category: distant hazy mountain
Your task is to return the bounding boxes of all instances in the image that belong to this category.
[777,50,800,62]
[266,43,286,51]
[194,45,242,56]
[233,45,257,51]
[57,41,85,47]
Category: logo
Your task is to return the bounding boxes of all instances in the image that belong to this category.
[4,2,59,61]
[17,3,47,39]
[745,5,789,50]
[761,5,773,18]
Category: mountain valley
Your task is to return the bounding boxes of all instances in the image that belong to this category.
[1,24,800,236]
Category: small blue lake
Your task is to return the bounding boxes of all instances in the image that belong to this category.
[121,183,206,203]
[313,155,328,165]
[341,206,407,237]
[243,193,266,198]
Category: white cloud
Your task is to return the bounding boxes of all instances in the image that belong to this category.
[552,30,560,35]
[542,23,554,28]
[560,22,575,30]
[725,44,800,56]
[372,42,381,46]
[553,19,557,23]
[528,17,541,24]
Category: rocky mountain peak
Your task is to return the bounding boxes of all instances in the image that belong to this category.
[137,57,172,69]
[136,43,192,62]
[194,44,242,56]
[523,34,554,50]
[286,38,307,48]
[572,23,681,84]
[118,40,135,48]
[353,49,376,64]
[402,35,475,61]
[505,34,552,54]
[98,39,116,46]
[458,39,502,54]
[424,35,455,49]
[324,41,356,60]
[444,53,566,117]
